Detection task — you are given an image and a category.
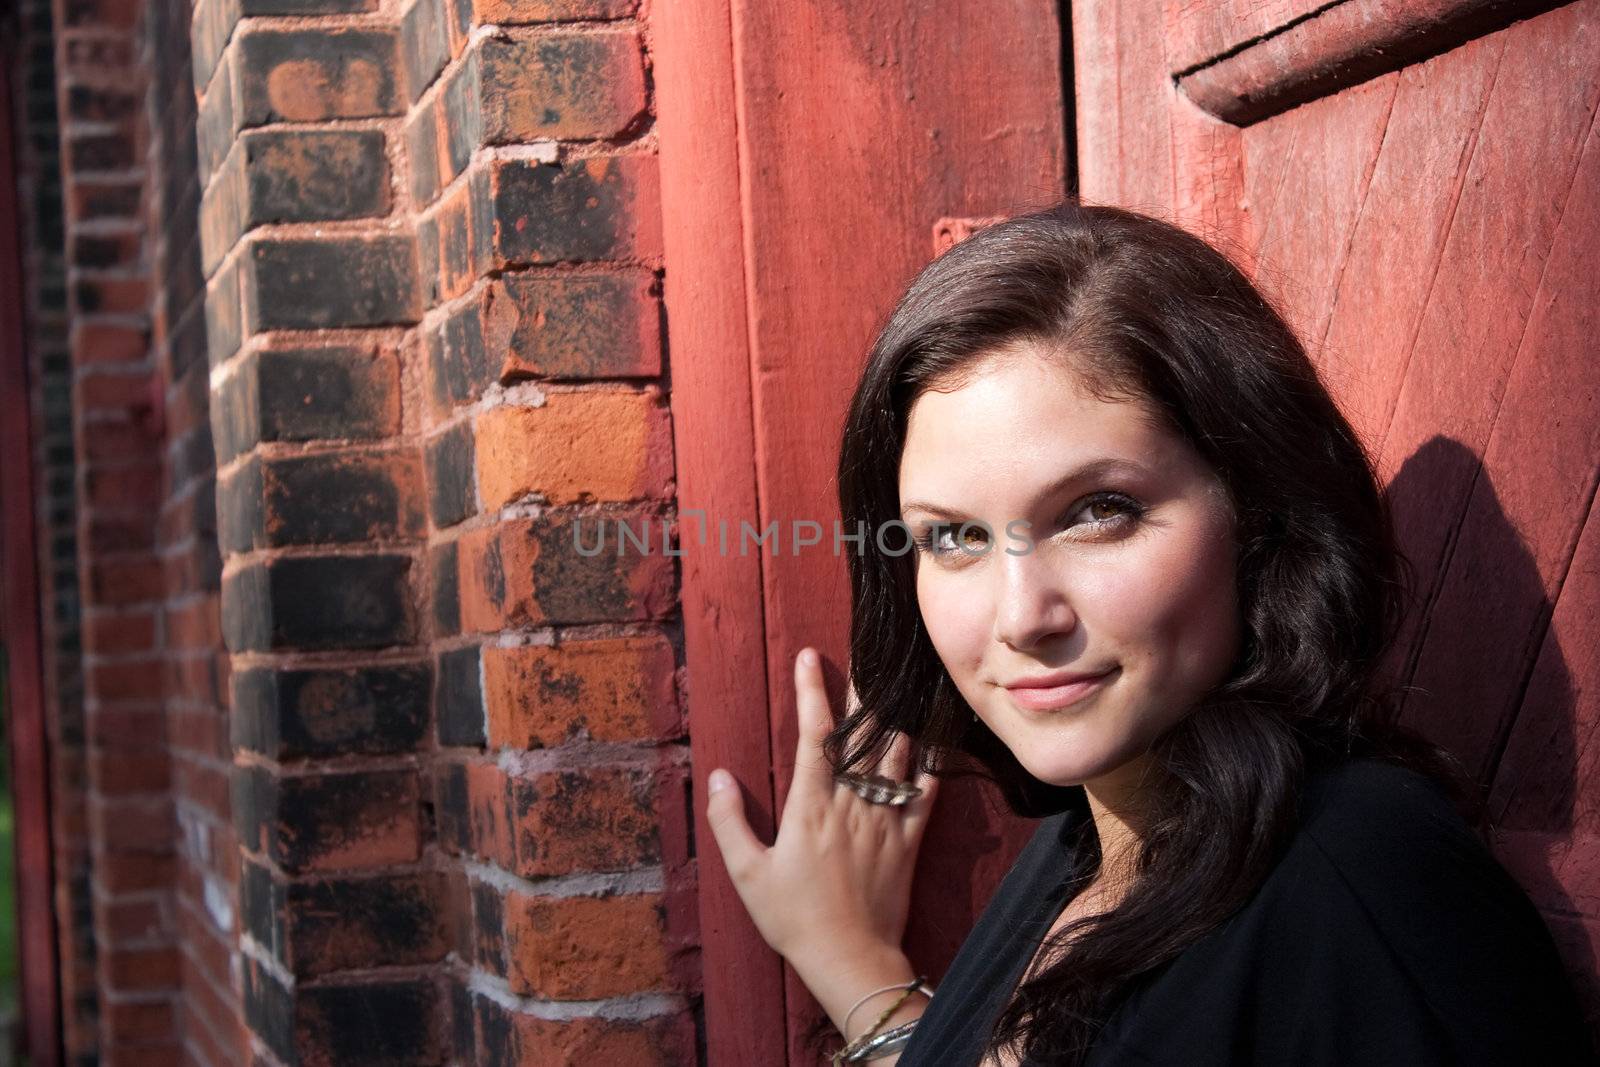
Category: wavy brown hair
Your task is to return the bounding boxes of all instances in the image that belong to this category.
[823,200,1467,1063]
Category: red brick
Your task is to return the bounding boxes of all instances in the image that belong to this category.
[92,796,174,850]
[98,851,177,894]
[502,892,671,998]
[103,946,180,990]
[76,275,150,315]
[475,1001,696,1066]
[236,28,402,125]
[482,633,679,748]
[474,390,672,509]
[86,555,164,602]
[483,766,662,877]
[477,31,646,143]
[89,658,166,702]
[456,512,676,632]
[74,322,150,364]
[85,463,163,510]
[90,750,172,795]
[103,1001,174,1044]
[84,610,159,655]
[472,0,638,22]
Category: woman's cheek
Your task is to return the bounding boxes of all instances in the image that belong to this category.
[917,571,988,677]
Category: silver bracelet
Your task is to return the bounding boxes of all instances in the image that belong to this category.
[843,979,933,1040]
[842,1019,919,1062]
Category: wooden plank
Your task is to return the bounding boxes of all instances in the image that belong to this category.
[0,50,63,1067]
[1404,105,1600,788]
[652,3,789,1062]
[1384,0,1600,736]
[1074,0,1176,213]
[1241,73,1396,350]
[1174,0,1569,125]
[728,1,1066,1058]
[1316,31,1502,446]
[1486,480,1600,1027]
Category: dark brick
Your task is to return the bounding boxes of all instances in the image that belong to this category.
[244,129,391,223]
[490,155,660,265]
[240,858,288,963]
[232,662,431,759]
[404,104,442,207]
[448,979,474,1062]
[68,131,135,170]
[222,556,415,651]
[254,450,425,547]
[66,85,139,122]
[240,0,376,11]
[196,46,238,181]
[430,296,488,406]
[218,454,266,554]
[433,762,470,854]
[431,540,460,636]
[425,422,476,527]
[222,562,272,652]
[469,878,504,970]
[439,50,482,184]
[401,0,450,104]
[258,346,400,445]
[497,271,661,380]
[248,235,420,330]
[237,29,401,125]
[206,255,243,369]
[242,956,295,1065]
[252,768,422,872]
[284,873,446,976]
[435,645,484,747]
[477,31,646,143]
[297,979,440,1066]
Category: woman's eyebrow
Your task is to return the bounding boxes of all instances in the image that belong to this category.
[899,456,1152,520]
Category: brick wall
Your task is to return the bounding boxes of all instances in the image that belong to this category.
[10,0,705,1061]
[403,0,700,1059]
[47,0,189,1061]
[6,0,96,1060]
[143,0,242,1062]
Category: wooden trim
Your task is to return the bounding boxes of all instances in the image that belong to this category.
[0,48,63,1067]
[1175,0,1569,125]
[652,3,789,1063]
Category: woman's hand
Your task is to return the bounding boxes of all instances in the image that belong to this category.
[704,647,939,972]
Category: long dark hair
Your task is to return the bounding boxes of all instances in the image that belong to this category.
[825,200,1468,1063]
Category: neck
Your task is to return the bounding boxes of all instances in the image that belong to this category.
[1081,751,1165,893]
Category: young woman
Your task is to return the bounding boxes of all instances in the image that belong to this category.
[702,202,1593,1065]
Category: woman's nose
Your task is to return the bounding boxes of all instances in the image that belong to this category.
[990,540,1077,652]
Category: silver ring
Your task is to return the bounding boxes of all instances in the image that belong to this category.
[833,771,923,807]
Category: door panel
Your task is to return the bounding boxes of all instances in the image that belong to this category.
[1077,0,1600,1033]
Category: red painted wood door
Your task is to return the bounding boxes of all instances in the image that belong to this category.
[654,2,1068,1062]
[1074,0,1600,1037]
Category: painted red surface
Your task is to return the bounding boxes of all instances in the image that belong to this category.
[658,1,1067,1061]
[1078,0,1600,1038]
[0,51,62,1067]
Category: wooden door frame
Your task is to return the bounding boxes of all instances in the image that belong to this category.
[0,44,63,1067]
[653,5,790,1064]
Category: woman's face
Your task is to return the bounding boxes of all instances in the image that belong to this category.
[898,345,1240,790]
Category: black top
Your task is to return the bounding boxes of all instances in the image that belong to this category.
[897,758,1594,1066]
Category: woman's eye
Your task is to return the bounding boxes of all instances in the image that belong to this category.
[913,522,990,559]
[1068,493,1143,532]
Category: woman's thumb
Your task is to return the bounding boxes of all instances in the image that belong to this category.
[704,769,762,880]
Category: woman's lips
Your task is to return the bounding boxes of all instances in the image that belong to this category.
[1004,668,1116,712]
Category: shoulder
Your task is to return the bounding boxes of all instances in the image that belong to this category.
[1294,757,1477,880]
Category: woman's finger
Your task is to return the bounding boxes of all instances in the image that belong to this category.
[899,757,941,839]
[790,648,836,801]
[704,769,765,882]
